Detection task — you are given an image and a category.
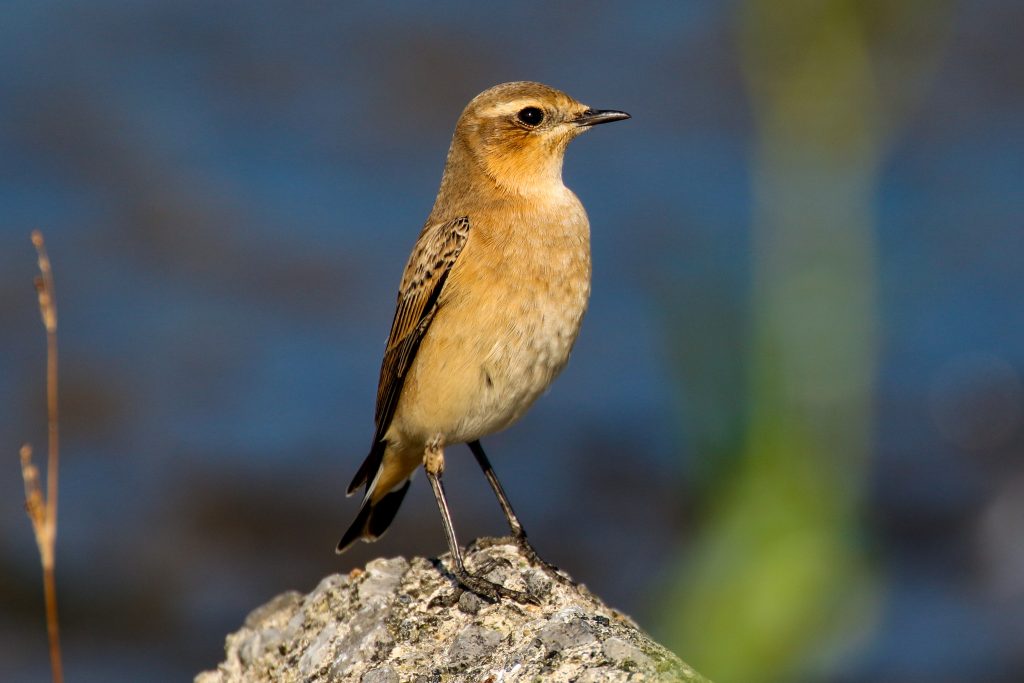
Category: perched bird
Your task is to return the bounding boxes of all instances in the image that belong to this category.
[338,81,629,602]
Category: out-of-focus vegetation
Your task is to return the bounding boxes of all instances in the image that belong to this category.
[662,2,953,681]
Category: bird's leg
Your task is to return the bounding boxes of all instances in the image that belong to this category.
[468,440,574,585]
[424,437,538,604]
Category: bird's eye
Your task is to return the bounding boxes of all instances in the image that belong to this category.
[516,106,545,127]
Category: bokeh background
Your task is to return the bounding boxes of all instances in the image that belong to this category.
[2,1,1022,681]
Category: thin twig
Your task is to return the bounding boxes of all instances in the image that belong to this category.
[21,230,64,683]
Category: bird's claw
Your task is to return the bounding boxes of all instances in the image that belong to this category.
[454,569,540,606]
[514,536,575,587]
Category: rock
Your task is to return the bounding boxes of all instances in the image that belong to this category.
[448,624,503,670]
[195,538,710,682]
[360,667,399,683]
[537,607,598,653]
[456,590,483,615]
[603,635,654,669]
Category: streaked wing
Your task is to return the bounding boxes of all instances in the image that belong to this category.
[346,215,471,494]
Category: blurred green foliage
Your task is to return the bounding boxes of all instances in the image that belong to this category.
[661,1,952,681]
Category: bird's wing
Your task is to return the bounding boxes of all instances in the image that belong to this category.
[346,215,471,495]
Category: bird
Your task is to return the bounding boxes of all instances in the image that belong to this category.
[337,81,629,603]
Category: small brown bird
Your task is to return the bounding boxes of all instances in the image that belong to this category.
[338,81,629,602]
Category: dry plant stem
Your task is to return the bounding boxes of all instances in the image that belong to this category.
[20,230,64,683]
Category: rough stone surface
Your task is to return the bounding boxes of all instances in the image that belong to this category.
[195,538,710,682]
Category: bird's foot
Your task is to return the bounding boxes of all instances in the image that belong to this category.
[451,566,540,605]
[513,535,575,587]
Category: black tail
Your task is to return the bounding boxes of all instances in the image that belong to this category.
[347,440,386,496]
[336,480,411,553]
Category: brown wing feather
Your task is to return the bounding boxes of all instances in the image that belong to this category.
[346,216,471,495]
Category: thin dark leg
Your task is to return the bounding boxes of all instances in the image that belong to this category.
[425,461,536,604]
[468,440,573,584]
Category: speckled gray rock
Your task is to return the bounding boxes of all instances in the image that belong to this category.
[195,538,710,683]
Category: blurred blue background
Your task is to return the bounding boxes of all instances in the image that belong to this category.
[2,1,1022,681]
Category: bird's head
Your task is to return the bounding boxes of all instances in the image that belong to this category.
[450,81,629,197]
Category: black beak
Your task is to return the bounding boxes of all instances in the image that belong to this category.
[575,108,631,127]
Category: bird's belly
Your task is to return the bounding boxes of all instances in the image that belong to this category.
[393,280,588,446]
[462,311,581,439]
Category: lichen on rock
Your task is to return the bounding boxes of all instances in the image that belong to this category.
[195,538,709,682]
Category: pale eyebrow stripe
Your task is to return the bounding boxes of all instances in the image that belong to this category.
[476,99,542,118]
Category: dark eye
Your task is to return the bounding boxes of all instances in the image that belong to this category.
[516,106,545,127]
